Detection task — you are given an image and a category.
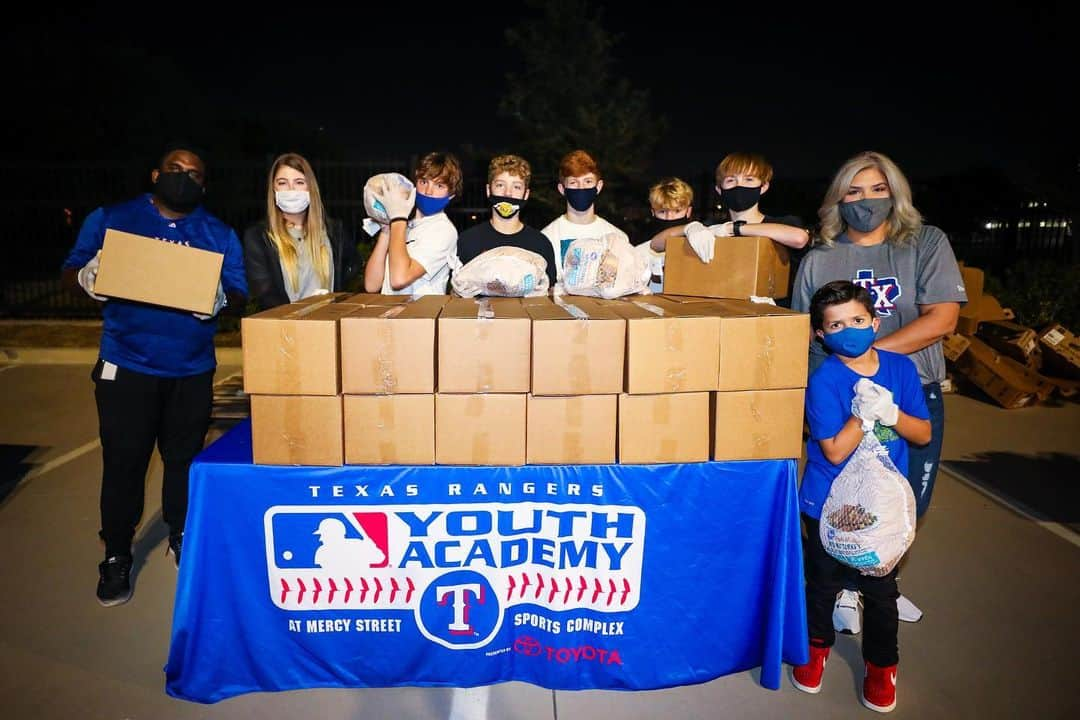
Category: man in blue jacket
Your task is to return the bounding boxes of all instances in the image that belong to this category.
[61,144,247,607]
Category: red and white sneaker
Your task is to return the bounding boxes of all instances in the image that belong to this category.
[791,644,830,694]
[862,661,897,713]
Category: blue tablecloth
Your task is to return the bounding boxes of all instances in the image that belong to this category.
[165,420,808,703]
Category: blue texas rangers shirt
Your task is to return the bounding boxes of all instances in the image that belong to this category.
[63,194,247,377]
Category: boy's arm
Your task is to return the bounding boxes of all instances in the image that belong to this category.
[647,224,690,253]
[818,415,864,465]
[386,219,428,290]
[363,227,391,292]
[710,220,810,249]
[893,410,932,446]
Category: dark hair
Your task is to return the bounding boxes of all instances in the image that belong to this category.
[158,141,208,171]
[809,280,875,331]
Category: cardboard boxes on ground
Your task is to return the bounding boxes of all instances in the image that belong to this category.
[945,263,1078,406]
[953,337,1055,409]
[1037,324,1080,380]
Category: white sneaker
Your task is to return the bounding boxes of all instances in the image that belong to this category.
[897,594,923,623]
[833,589,862,635]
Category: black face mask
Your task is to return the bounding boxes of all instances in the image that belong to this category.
[719,185,761,213]
[154,171,204,214]
[490,194,526,219]
[650,215,689,231]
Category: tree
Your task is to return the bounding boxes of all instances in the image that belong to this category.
[498,0,667,221]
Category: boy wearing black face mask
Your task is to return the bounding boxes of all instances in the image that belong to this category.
[632,177,695,293]
[453,154,557,288]
[61,144,248,606]
[683,153,809,270]
[541,149,630,287]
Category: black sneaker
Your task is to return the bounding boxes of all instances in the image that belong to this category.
[168,533,183,569]
[96,555,133,607]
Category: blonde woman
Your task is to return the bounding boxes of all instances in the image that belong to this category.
[791,151,966,642]
[243,153,358,309]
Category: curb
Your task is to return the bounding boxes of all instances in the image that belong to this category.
[1,347,243,366]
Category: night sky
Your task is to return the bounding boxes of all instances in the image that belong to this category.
[7,4,1075,188]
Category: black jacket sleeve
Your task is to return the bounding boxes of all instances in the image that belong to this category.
[242,222,291,311]
[330,218,360,293]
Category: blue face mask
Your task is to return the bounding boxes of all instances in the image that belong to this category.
[416,192,451,216]
[564,187,598,212]
[822,325,877,357]
[839,197,893,233]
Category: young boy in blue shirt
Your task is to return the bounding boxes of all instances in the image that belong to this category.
[791,280,931,713]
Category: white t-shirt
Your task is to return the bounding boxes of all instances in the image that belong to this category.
[540,215,630,283]
[381,213,458,296]
[633,242,665,294]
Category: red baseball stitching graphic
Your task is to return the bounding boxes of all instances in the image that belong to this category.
[501,574,632,607]
[277,575,419,606]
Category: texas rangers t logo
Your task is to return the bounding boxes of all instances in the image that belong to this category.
[852,269,902,317]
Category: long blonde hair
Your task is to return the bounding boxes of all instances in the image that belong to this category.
[265,153,331,292]
[817,151,923,246]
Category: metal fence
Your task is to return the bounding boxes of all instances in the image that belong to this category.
[3,160,484,317]
[4,163,1075,317]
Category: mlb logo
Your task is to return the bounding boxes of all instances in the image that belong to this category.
[270,511,390,573]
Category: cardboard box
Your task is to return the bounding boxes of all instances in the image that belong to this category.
[251,394,343,466]
[242,301,360,395]
[93,228,223,313]
[701,299,810,391]
[340,296,448,394]
[712,389,805,460]
[977,294,1012,323]
[344,394,435,465]
[1038,324,1080,379]
[339,293,413,306]
[654,296,809,390]
[526,296,625,395]
[526,394,617,464]
[976,321,1038,366]
[438,298,531,393]
[662,235,791,299]
[954,337,1054,408]
[603,296,721,394]
[955,315,981,336]
[957,264,985,330]
[436,394,526,465]
[941,333,972,363]
[617,392,710,464]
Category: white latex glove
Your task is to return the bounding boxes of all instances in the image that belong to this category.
[851,378,899,430]
[683,221,715,263]
[193,283,227,320]
[376,181,416,222]
[711,221,735,238]
[77,250,107,301]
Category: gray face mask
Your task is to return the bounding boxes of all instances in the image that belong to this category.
[839,197,893,233]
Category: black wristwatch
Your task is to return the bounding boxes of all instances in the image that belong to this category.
[733,220,747,237]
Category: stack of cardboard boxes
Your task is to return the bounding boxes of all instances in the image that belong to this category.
[340,295,449,464]
[241,290,810,466]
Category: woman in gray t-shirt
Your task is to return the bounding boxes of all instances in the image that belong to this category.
[792,150,967,626]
